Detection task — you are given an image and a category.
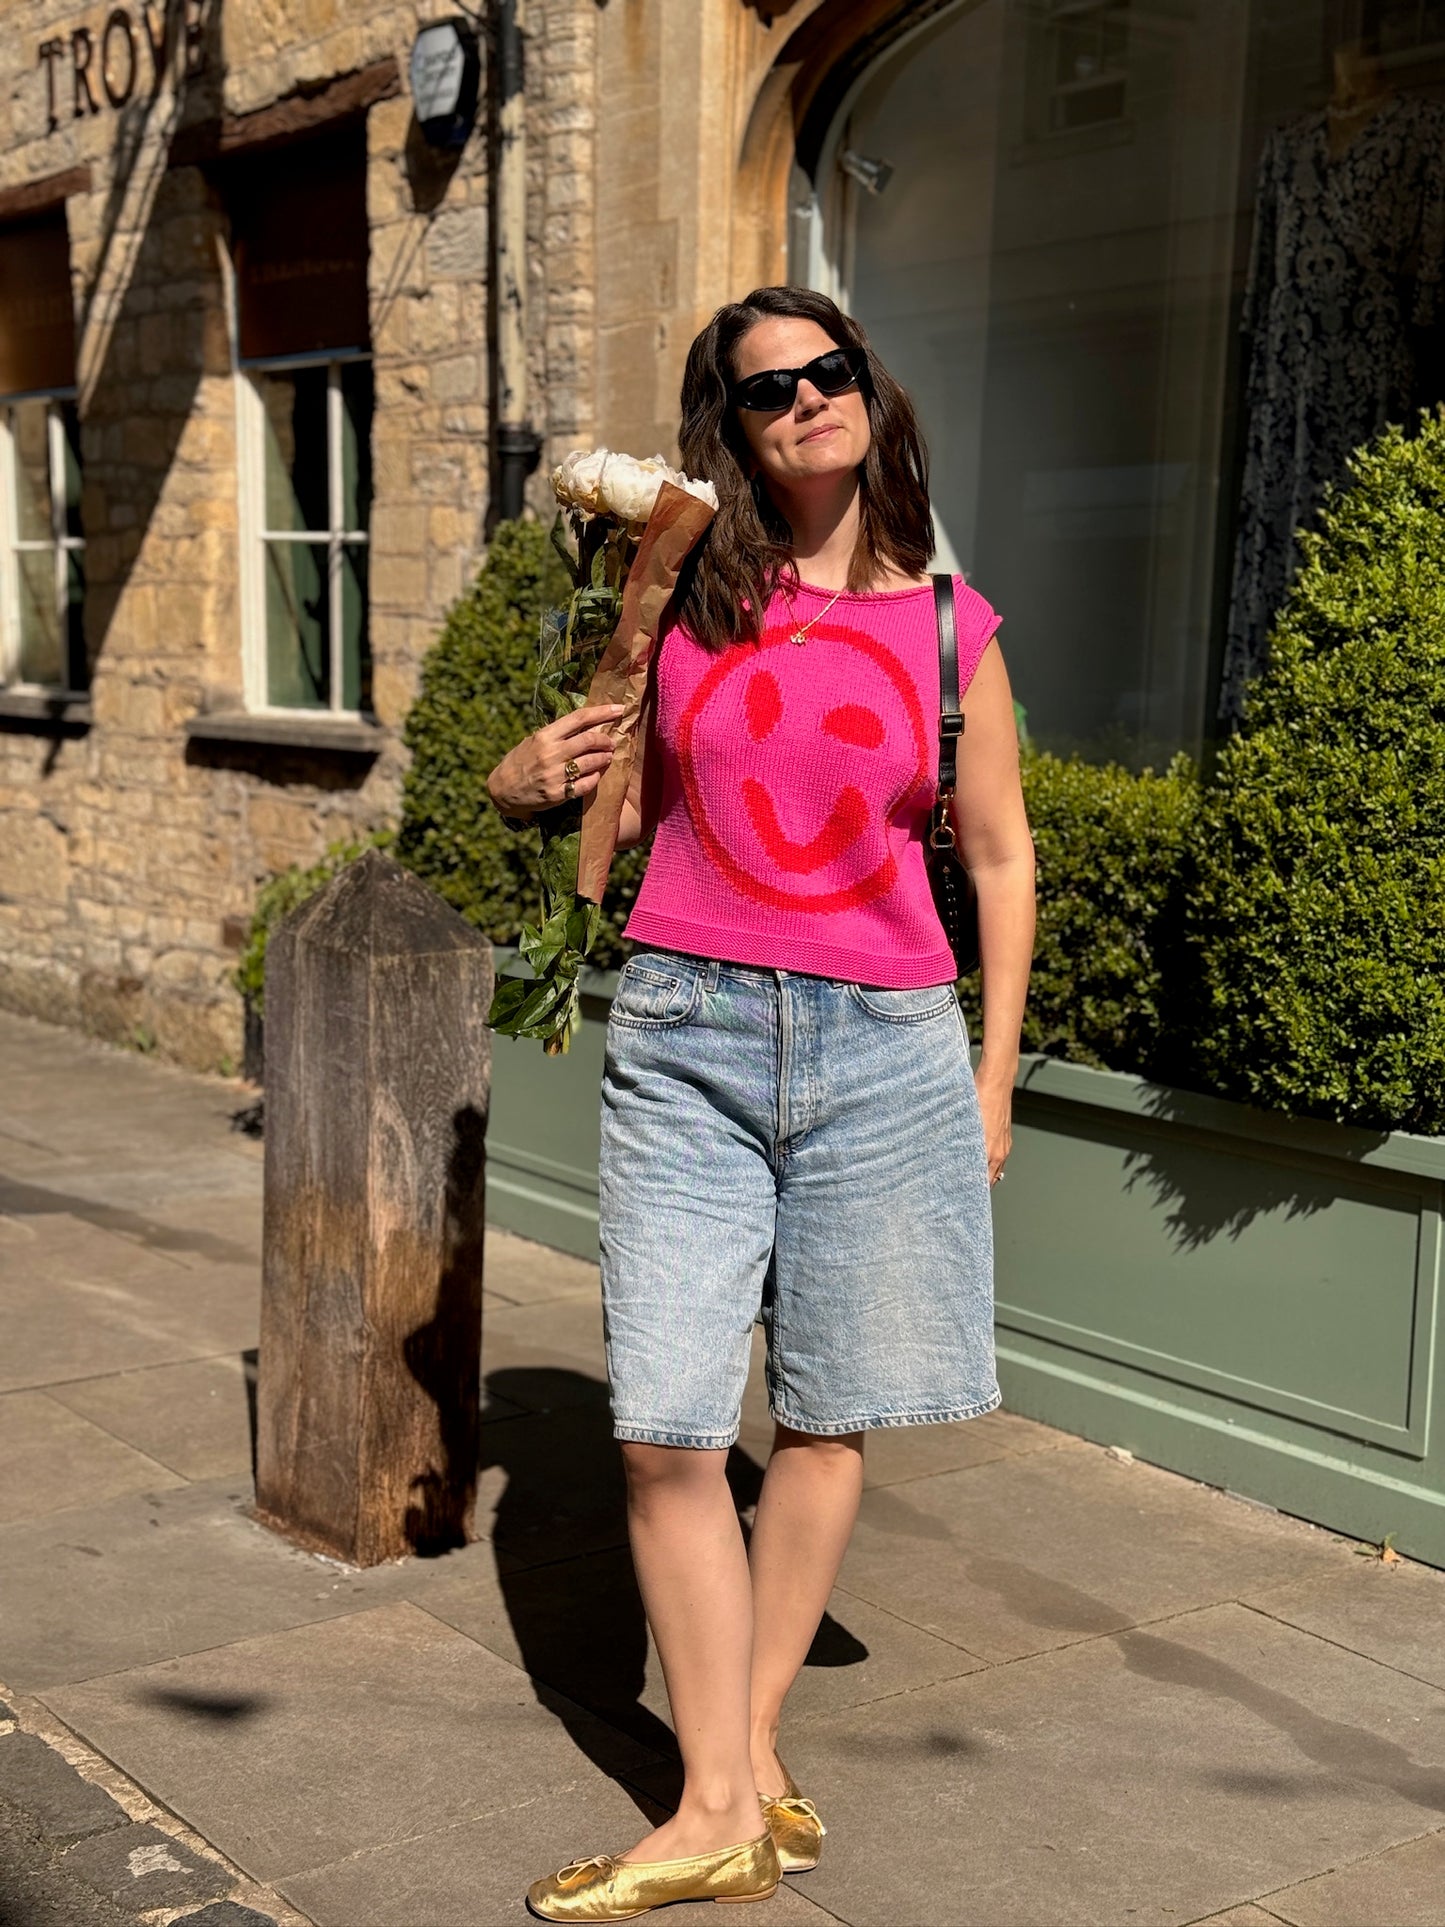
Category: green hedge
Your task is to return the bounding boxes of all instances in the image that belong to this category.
[958,748,1196,1075]
[1188,417,1445,1133]
[394,519,649,967]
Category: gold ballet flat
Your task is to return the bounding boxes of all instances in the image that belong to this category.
[525,1830,781,1920]
[758,1759,826,1874]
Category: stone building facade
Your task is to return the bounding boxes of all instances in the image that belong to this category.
[3,0,1428,1066]
[0,0,851,1069]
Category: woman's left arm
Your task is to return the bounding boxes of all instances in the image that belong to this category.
[949,639,1035,1183]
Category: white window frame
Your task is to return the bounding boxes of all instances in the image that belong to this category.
[1038,0,1130,139]
[235,348,372,717]
[0,388,84,692]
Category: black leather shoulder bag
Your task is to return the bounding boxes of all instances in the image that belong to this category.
[926,573,980,977]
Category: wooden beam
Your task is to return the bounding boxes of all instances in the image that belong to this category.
[169,57,401,169]
[0,165,92,224]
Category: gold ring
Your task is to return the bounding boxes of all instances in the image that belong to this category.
[563,758,582,781]
[564,777,576,802]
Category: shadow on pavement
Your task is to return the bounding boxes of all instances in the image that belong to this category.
[480,1367,868,1813]
[135,1686,271,1725]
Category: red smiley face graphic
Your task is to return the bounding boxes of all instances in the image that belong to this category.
[676,625,931,913]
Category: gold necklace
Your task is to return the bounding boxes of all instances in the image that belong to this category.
[785,583,844,646]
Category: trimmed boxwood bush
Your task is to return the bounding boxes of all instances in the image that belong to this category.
[959,749,1197,1074]
[1188,417,1445,1133]
[395,519,650,968]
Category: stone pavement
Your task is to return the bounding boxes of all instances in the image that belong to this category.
[1,1006,1443,1927]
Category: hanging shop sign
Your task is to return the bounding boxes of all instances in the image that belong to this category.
[409,18,482,149]
[34,1,206,133]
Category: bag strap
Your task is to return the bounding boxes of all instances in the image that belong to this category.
[932,572,964,802]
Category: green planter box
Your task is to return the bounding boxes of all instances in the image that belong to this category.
[486,985,1445,1571]
[995,1056,1445,1572]
[485,953,616,1259]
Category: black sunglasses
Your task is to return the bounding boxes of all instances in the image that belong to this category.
[730,346,867,412]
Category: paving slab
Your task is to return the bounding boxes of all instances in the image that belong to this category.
[279,1769,836,1927]
[0,1018,257,1162]
[0,1234,259,1393]
[785,1600,1445,1927]
[1190,1910,1287,1925]
[1261,1827,1445,1924]
[48,1355,256,1482]
[483,1228,602,1307]
[44,1601,664,1886]
[481,1294,611,1413]
[0,1172,258,1269]
[0,1732,128,1845]
[857,1408,1077,1491]
[0,1390,183,1523]
[1244,1559,1445,1695]
[0,1478,415,1691]
[478,1402,631,1571]
[173,1905,279,1927]
[58,1820,230,1914]
[837,1441,1349,1664]
[416,1531,982,1767]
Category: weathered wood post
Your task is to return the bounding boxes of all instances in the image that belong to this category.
[255,847,493,1565]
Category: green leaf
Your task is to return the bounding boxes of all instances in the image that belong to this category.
[565,900,601,953]
[488,974,539,1029]
[540,834,582,899]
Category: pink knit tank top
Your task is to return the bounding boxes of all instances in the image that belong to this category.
[624,575,1001,986]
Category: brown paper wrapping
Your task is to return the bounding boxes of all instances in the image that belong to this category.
[576,481,715,903]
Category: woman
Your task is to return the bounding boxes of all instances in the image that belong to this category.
[488,286,1035,1921]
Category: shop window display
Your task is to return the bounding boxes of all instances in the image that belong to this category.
[813,0,1445,759]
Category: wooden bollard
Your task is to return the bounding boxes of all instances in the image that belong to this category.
[255,847,493,1565]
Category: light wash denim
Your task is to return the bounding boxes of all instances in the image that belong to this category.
[598,949,1000,1449]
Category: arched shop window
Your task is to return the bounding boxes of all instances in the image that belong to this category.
[225,123,373,717]
[799,0,1445,761]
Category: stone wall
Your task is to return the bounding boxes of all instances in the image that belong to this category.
[0,0,592,1069]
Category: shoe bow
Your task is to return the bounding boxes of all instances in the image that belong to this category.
[555,1853,617,1885]
[769,1794,827,1835]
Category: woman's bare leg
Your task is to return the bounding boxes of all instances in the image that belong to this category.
[746,1427,866,1794]
[618,1441,765,1861]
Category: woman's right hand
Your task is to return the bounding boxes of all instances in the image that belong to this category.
[486,703,626,821]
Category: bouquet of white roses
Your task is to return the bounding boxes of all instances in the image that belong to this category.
[488,450,717,1054]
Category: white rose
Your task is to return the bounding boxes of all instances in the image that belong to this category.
[552,447,610,517]
[674,471,719,512]
[553,446,719,526]
[598,453,673,526]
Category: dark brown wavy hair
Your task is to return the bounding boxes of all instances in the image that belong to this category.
[675,286,933,648]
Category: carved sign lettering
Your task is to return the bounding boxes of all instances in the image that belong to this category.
[34,1,205,133]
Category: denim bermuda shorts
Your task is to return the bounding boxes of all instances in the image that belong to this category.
[598,950,1001,1449]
